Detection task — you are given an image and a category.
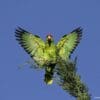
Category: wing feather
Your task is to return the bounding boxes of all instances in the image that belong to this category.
[15,27,45,67]
[57,27,82,61]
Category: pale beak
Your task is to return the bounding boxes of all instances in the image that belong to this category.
[48,35,51,40]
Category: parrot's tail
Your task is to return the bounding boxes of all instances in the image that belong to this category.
[44,64,55,85]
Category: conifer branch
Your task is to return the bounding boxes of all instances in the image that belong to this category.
[55,58,91,100]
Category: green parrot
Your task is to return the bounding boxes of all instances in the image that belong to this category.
[15,27,82,85]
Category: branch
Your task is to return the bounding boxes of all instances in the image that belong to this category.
[55,58,91,100]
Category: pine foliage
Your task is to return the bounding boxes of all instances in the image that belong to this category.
[55,58,91,100]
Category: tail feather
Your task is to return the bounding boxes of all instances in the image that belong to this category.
[44,64,55,85]
[44,72,53,85]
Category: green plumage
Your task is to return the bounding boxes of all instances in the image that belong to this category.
[15,27,82,84]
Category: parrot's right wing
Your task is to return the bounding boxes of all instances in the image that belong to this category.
[15,27,45,67]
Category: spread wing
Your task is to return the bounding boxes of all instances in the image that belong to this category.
[15,27,45,67]
[57,27,82,61]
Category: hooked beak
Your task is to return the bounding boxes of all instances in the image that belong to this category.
[47,35,52,42]
[48,35,51,41]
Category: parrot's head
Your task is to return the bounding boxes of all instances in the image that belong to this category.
[47,34,53,41]
[46,34,54,46]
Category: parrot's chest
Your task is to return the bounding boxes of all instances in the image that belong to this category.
[43,46,57,64]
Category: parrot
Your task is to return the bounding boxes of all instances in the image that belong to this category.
[15,27,82,85]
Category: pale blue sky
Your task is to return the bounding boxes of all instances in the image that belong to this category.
[0,0,100,100]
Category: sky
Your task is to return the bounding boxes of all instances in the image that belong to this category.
[0,0,100,100]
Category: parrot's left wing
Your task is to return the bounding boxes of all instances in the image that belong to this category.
[57,27,82,61]
[15,27,45,67]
